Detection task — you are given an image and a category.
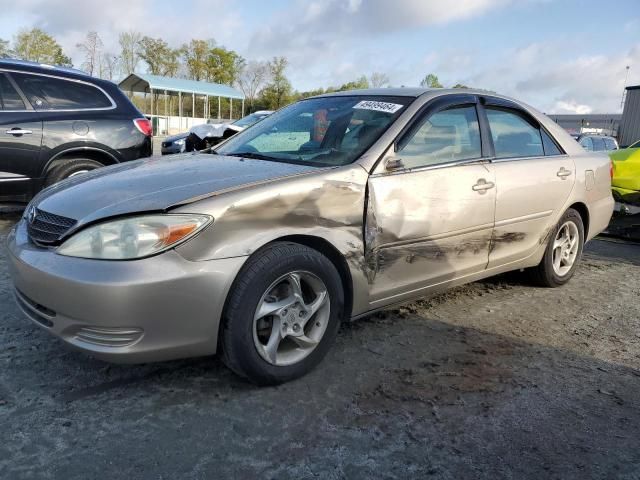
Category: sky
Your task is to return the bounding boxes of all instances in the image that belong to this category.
[1,0,639,114]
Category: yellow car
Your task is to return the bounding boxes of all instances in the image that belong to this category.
[611,139,640,204]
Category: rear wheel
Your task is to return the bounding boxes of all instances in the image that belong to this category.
[528,208,584,287]
[220,242,344,385]
[44,158,104,187]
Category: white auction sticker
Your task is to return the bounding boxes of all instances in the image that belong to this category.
[353,100,403,114]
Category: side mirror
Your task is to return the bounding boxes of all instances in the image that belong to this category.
[385,157,405,171]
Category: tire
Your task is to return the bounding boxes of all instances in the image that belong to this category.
[220,242,344,385]
[528,208,585,287]
[44,158,104,187]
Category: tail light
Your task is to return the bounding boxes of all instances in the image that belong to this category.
[133,118,152,136]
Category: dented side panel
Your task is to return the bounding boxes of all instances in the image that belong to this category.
[365,162,496,305]
[173,164,373,316]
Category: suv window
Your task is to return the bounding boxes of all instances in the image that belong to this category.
[0,74,26,110]
[11,72,112,110]
[486,107,544,158]
[591,137,605,151]
[398,105,482,168]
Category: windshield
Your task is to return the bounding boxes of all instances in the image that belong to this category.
[233,112,269,128]
[215,96,412,166]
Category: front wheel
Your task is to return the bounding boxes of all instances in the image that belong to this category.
[220,242,344,385]
[528,208,584,287]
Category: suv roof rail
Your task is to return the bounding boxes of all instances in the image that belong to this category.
[0,58,89,77]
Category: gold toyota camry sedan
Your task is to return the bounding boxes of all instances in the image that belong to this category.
[7,88,614,384]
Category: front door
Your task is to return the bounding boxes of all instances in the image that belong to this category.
[365,99,496,306]
[0,72,42,200]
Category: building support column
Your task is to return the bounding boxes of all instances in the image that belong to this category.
[242,99,245,117]
[230,98,233,121]
[218,96,221,121]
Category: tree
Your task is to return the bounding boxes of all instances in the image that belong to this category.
[260,56,292,110]
[0,38,11,58]
[138,36,179,76]
[13,28,72,66]
[337,75,370,91]
[369,72,390,88]
[452,83,469,88]
[420,73,443,88]
[182,39,213,81]
[206,46,245,85]
[119,31,142,76]
[76,31,103,76]
[236,60,270,110]
[99,53,119,80]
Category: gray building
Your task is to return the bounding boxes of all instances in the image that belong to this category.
[619,85,640,147]
[547,113,621,137]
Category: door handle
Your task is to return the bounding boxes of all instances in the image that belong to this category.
[472,178,495,193]
[557,167,572,179]
[5,128,33,136]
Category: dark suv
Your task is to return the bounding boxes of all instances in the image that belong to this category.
[0,59,152,202]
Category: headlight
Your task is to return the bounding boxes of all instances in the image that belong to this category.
[174,139,185,145]
[57,214,212,260]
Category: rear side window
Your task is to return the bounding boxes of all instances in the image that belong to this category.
[603,137,618,150]
[12,73,112,110]
[541,130,564,156]
[398,105,482,168]
[591,137,605,151]
[486,108,544,159]
[0,74,26,110]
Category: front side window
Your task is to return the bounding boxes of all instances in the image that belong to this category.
[486,108,544,159]
[12,73,112,110]
[579,136,593,151]
[0,74,26,110]
[398,105,482,169]
[216,96,412,166]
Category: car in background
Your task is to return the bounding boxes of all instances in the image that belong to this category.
[186,110,273,151]
[0,59,152,203]
[576,134,619,152]
[610,140,640,204]
[161,132,188,155]
[8,89,613,384]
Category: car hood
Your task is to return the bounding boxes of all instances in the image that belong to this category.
[33,153,318,227]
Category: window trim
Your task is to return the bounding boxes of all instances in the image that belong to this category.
[2,69,116,112]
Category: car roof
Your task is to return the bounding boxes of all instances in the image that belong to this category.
[0,58,92,81]
[253,110,274,115]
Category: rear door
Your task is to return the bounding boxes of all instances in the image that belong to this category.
[0,72,43,200]
[480,98,575,268]
[366,95,496,305]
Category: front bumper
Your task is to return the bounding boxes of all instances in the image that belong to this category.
[6,220,247,363]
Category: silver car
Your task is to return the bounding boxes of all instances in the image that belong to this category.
[7,89,614,384]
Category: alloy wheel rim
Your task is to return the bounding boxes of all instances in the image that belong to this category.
[552,221,580,277]
[252,271,330,366]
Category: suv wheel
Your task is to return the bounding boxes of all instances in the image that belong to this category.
[44,159,104,187]
[220,242,344,385]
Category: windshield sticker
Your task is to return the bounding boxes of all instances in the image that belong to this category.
[353,100,403,114]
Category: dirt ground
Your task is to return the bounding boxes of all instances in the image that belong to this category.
[1,211,639,479]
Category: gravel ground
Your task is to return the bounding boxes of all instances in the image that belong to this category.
[1,212,639,479]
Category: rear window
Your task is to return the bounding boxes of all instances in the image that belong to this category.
[603,137,617,150]
[12,72,112,110]
[0,74,26,110]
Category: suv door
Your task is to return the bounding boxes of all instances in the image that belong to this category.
[0,72,43,201]
[481,98,575,268]
[366,96,496,306]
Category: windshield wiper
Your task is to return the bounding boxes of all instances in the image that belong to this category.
[225,152,278,161]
